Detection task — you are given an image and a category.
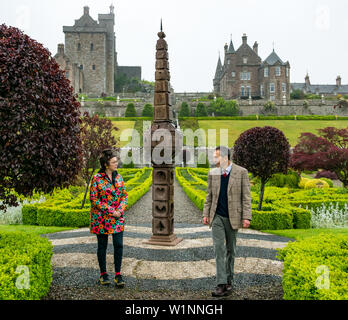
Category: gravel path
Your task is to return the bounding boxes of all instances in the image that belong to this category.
[125,174,203,225]
[43,175,294,300]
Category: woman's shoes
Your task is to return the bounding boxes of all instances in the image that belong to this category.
[114,274,125,288]
[99,273,111,286]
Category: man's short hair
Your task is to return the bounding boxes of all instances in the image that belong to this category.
[215,146,231,160]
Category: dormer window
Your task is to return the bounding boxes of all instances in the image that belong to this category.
[243,57,248,64]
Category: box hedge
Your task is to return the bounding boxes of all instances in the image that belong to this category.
[277,234,348,300]
[0,231,53,300]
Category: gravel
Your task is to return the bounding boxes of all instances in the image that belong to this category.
[42,175,292,300]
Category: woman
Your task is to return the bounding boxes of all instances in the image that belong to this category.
[90,149,128,287]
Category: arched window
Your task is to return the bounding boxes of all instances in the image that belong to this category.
[90,43,94,51]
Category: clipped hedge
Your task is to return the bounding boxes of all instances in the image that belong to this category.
[22,168,153,227]
[176,168,315,230]
[176,167,206,210]
[22,204,39,225]
[277,234,348,300]
[250,208,293,230]
[0,231,53,300]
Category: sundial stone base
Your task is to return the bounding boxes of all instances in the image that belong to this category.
[143,234,183,246]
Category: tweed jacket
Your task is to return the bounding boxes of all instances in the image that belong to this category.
[203,163,252,230]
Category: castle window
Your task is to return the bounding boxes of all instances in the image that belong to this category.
[92,65,96,70]
[65,71,69,78]
[227,59,230,65]
[77,43,81,51]
[80,64,83,70]
[264,68,269,77]
[90,43,94,51]
[232,71,235,77]
[276,66,281,76]
[241,86,245,97]
[270,83,275,93]
[243,57,248,64]
[282,83,286,93]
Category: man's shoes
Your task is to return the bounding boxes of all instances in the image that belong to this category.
[225,283,234,295]
[212,284,228,297]
[115,274,125,288]
[99,273,111,286]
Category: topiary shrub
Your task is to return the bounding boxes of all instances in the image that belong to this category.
[141,103,154,117]
[125,103,137,117]
[304,179,330,189]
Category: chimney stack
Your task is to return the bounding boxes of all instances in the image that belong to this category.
[83,6,89,15]
[253,41,258,55]
[242,33,247,45]
[57,44,64,55]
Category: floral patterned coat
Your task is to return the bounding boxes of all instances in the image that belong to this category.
[89,170,128,235]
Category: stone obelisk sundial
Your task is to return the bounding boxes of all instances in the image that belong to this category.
[144,22,183,246]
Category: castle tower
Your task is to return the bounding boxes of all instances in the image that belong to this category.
[61,6,115,96]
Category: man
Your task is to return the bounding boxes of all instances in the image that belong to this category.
[203,146,252,297]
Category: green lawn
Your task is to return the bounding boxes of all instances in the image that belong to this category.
[0,224,77,236]
[197,120,348,147]
[261,228,348,240]
[111,121,136,147]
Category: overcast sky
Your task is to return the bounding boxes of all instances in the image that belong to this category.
[1,0,347,92]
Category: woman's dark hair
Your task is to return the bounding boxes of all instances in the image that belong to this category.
[215,146,231,160]
[99,149,118,171]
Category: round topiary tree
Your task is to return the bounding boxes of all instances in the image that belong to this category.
[125,103,137,117]
[141,103,154,117]
[0,24,83,211]
[233,126,291,210]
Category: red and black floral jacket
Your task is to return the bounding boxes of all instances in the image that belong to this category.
[89,169,128,235]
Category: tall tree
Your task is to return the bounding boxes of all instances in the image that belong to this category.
[0,24,83,211]
[179,102,191,117]
[233,126,291,210]
[80,112,119,208]
[195,102,208,117]
[290,127,348,187]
